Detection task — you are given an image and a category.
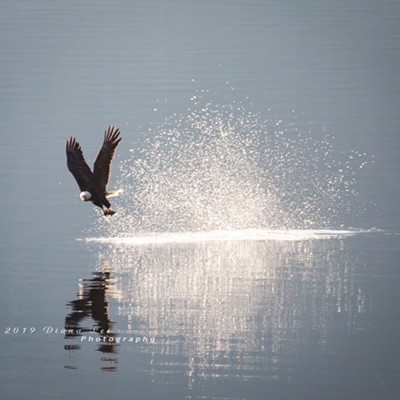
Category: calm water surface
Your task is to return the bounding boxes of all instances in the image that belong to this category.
[1,1,399,399]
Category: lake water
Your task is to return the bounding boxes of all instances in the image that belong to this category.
[1,1,399,399]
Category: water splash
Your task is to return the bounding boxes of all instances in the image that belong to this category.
[96,93,368,235]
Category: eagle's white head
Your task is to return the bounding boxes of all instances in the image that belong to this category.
[80,191,92,201]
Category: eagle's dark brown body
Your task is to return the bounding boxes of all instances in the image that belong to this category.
[66,125,122,216]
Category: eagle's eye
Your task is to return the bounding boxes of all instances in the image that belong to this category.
[80,191,92,201]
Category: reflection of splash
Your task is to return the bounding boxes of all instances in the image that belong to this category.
[87,235,370,386]
[64,268,119,371]
[94,95,369,235]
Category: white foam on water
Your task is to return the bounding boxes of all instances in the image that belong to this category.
[85,228,378,246]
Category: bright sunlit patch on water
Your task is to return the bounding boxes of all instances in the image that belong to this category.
[91,89,371,236]
[85,228,377,246]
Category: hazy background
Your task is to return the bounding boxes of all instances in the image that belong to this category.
[1,1,399,399]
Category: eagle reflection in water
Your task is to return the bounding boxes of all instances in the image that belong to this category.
[64,268,118,371]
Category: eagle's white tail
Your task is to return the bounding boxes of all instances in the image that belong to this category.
[106,189,123,198]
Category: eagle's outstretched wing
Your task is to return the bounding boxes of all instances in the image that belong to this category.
[66,137,94,191]
[93,125,122,192]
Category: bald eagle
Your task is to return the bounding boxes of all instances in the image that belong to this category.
[66,124,122,216]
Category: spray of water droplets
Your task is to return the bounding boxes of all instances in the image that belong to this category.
[95,95,368,235]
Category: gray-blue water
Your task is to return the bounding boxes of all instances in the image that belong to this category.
[1,1,399,399]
